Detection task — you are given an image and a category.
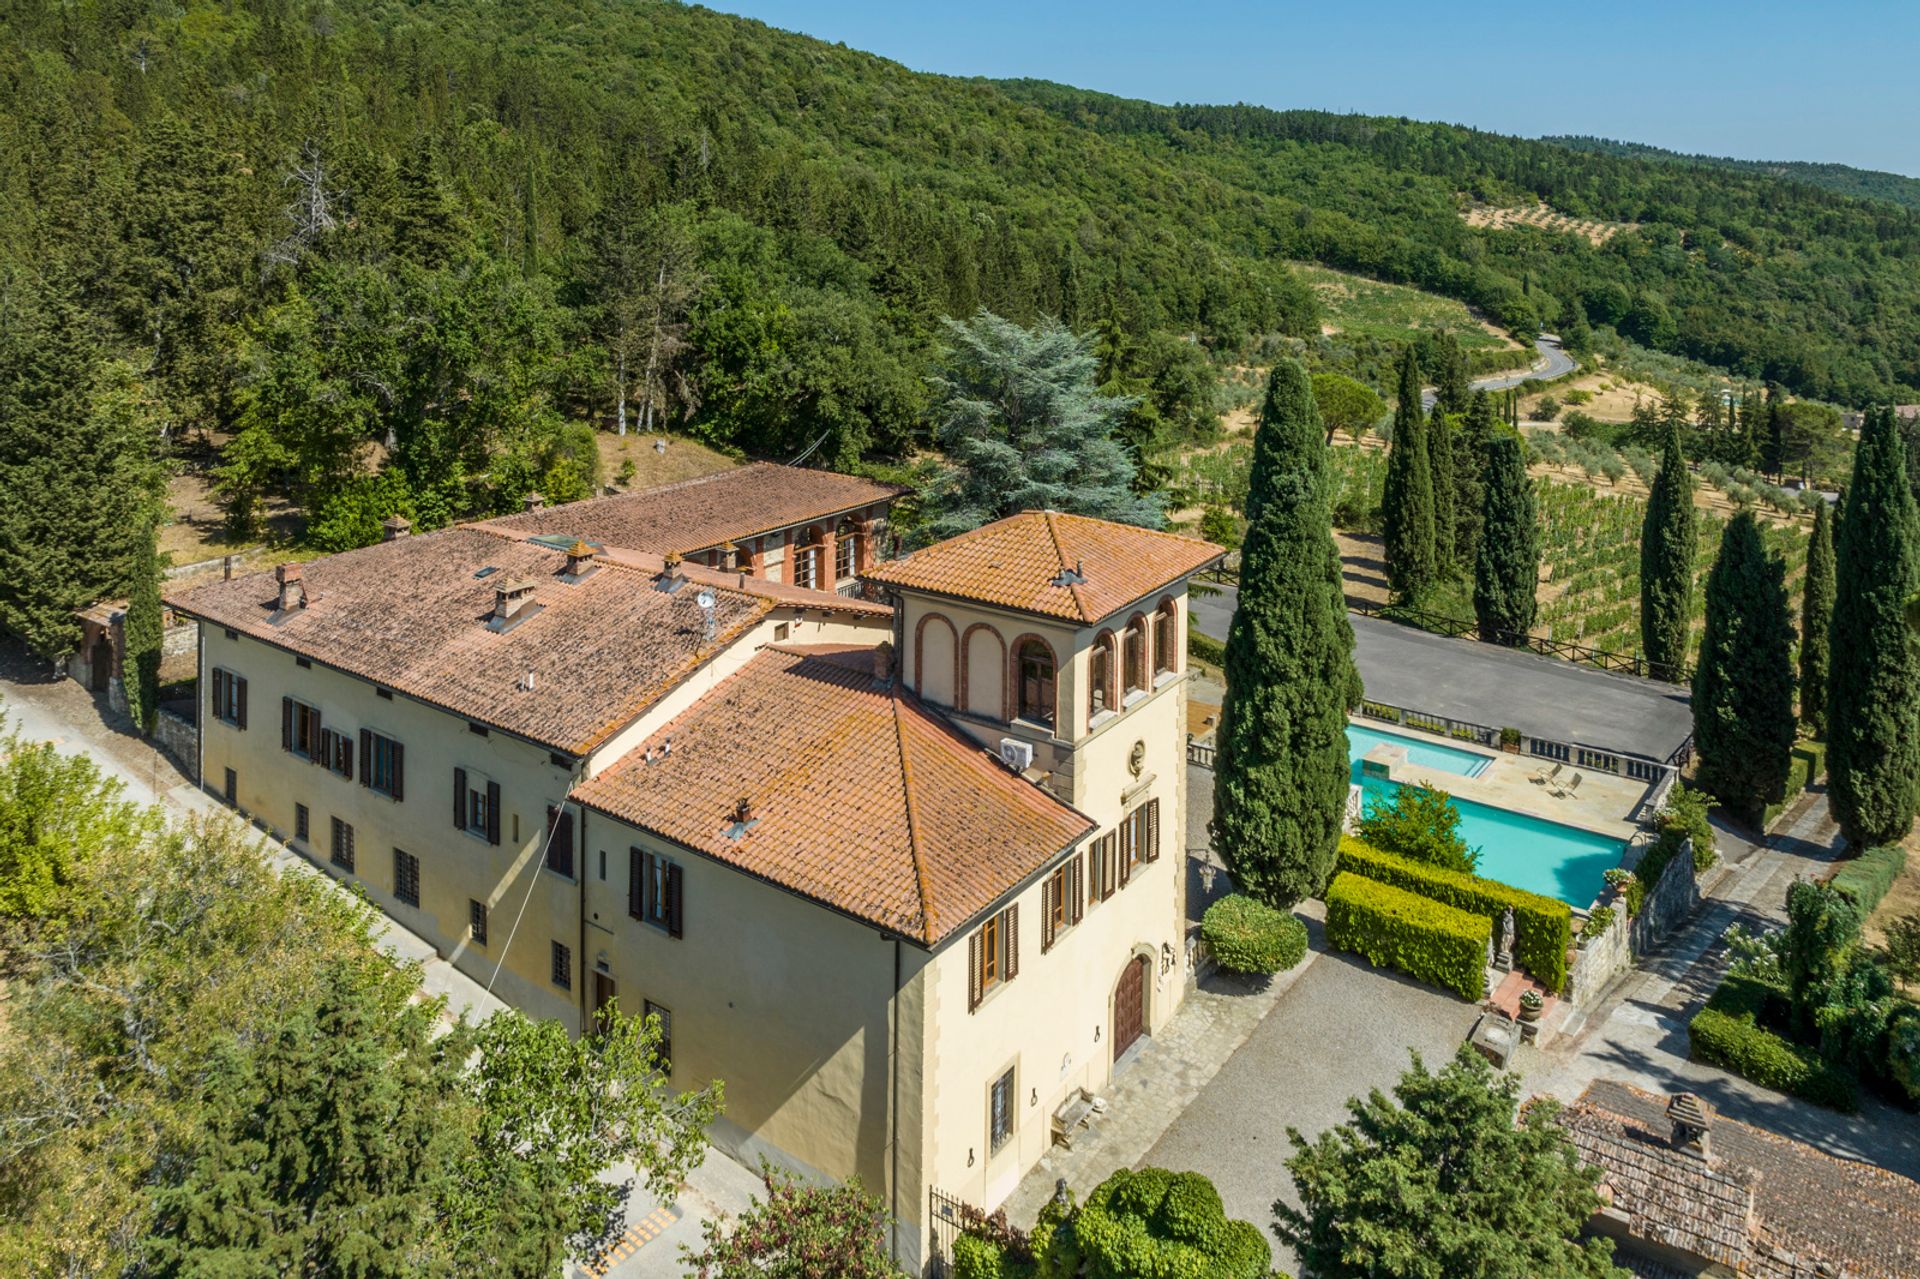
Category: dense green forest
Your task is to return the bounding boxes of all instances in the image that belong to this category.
[3,0,1918,652]
[1547,135,1920,211]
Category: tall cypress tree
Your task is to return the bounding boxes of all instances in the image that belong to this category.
[1692,512,1797,827]
[1429,412,1457,573]
[122,518,164,735]
[1450,391,1497,572]
[1382,347,1436,600]
[1431,331,1471,417]
[1799,498,1835,738]
[1828,406,1920,848]
[1211,359,1357,907]
[1473,430,1537,642]
[1639,423,1696,680]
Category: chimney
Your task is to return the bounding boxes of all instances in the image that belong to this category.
[522,491,545,514]
[564,539,597,579]
[733,795,755,824]
[653,552,689,595]
[275,562,307,612]
[873,640,894,685]
[1667,1092,1713,1161]
[717,541,740,572]
[382,515,412,542]
[491,579,537,626]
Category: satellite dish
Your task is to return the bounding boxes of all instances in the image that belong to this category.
[695,589,715,610]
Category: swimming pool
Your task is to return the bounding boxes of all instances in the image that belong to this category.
[1347,726,1624,906]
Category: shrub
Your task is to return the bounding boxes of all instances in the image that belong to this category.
[1688,975,1858,1111]
[1355,782,1476,875]
[1831,844,1907,916]
[1201,895,1308,975]
[1661,783,1716,869]
[1324,872,1489,1000]
[1581,905,1614,943]
[1068,1168,1272,1279]
[953,1233,1030,1279]
[1337,837,1572,993]
[1761,745,1820,828]
[1528,395,1560,422]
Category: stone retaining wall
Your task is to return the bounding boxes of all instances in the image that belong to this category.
[1567,837,1698,1004]
[153,707,198,775]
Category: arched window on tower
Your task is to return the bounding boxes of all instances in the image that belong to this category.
[1089,632,1115,719]
[1123,616,1148,698]
[1155,602,1178,678]
[1016,639,1056,729]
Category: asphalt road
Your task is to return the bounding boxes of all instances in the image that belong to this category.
[1420,335,1574,410]
[1186,590,1692,761]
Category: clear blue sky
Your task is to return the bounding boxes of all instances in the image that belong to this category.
[709,1,1920,177]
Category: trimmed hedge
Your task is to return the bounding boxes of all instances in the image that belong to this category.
[1831,843,1907,916]
[1687,974,1858,1112]
[1337,836,1572,993]
[1188,628,1226,668]
[1201,895,1309,975]
[1324,872,1490,1000]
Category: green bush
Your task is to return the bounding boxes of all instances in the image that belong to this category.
[1337,837,1572,993]
[1324,872,1489,1000]
[1069,1168,1272,1279]
[1687,975,1858,1111]
[1581,905,1614,943]
[1761,746,1819,829]
[953,1233,1030,1279]
[1661,783,1716,870]
[1831,844,1908,916]
[1201,895,1308,975]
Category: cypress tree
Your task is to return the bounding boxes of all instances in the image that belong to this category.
[1639,423,1696,680]
[1692,512,1796,827]
[1828,406,1920,847]
[1428,412,1457,573]
[1211,359,1357,907]
[1450,391,1497,571]
[1381,348,1436,600]
[122,518,164,736]
[1431,331,1470,417]
[1799,498,1835,737]
[1473,430,1537,642]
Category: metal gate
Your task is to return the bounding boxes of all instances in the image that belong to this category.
[927,1187,970,1277]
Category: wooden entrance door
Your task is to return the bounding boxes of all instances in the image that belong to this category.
[1113,955,1147,1061]
[592,972,616,1019]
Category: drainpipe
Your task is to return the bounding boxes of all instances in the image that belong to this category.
[888,933,902,1266]
[578,798,590,1033]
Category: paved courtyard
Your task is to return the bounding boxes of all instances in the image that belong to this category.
[1187,589,1694,762]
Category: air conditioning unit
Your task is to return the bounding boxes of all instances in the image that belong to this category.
[1000,737,1035,773]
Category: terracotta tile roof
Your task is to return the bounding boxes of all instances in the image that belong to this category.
[571,645,1094,944]
[1557,1080,1920,1279]
[164,528,767,754]
[476,462,906,557]
[862,510,1222,624]
[580,543,891,619]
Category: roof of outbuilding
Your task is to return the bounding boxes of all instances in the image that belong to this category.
[476,462,906,556]
[571,645,1094,945]
[862,510,1222,624]
[163,528,767,754]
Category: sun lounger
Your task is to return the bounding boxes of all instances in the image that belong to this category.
[1531,761,1563,786]
[1552,771,1583,798]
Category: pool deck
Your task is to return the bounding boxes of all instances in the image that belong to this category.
[1354,718,1644,844]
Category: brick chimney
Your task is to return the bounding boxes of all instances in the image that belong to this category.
[717,541,740,572]
[653,552,689,595]
[275,562,307,612]
[523,491,545,514]
[1667,1092,1713,1161]
[873,640,894,685]
[381,515,412,542]
[491,579,537,627]
[564,540,597,579]
[733,795,755,824]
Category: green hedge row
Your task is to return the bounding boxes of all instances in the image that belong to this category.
[1761,740,1827,829]
[1324,872,1489,1001]
[1337,836,1572,993]
[1188,628,1226,668]
[1831,843,1908,916]
[1687,974,1858,1112]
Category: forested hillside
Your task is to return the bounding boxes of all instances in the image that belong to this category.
[1546,135,1920,211]
[3,0,1918,651]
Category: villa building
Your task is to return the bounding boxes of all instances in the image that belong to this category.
[164,466,1221,1270]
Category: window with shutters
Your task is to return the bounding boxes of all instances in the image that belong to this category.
[319,726,354,779]
[967,904,1019,1011]
[210,668,247,727]
[1085,831,1119,906]
[644,1000,673,1075]
[282,698,322,762]
[363,731,404,800]
[988,1066,1016,1154]
[330,816,355,873]
[1040,857,1084,952]
[631,848,684,937]
[454,769,501,844]
[545,805,575,878]
[551,940,571,991]
[394,848,419,907]
[1119,798,1162,885]
[1123,617,1148,698]
[469,899,489,945]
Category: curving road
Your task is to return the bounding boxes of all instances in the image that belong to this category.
[1421,335,1574,411]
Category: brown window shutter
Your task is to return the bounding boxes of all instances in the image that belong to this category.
[1006,904,1019,982]
[391,742,404,802]
[1040,876,1055,953]
[339,734,353,780]
[235,676,247,729]
[358,729,372,786]
[1070,855,1084,924]
[485,781,501,845]
[1119,821,1134,887]
[282,697,293,751]
[667,863,684,938]
[453,768,467,829]
[1103,835,1117,901]
[629,848,644,917]
[643,851,657,917]
[968,929,982,1012]
[1145,799,1161,862]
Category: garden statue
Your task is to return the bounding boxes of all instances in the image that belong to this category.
[1496,906,1516,971]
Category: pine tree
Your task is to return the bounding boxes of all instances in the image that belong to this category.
[1382,348,1437,600]
[121,518,164,736]
[1799,498,1835,737]
[1828,406,1920,848]
[1211,360,1357,907]
[1450,391,1497,571]
[1474,430,1537,642]
[1692,511,1797,826]
[1639,423,1696,680]
[1429,412,1457,573]
[390,136,467,268]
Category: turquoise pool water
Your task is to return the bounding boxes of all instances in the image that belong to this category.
[1347,727,1624,906]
